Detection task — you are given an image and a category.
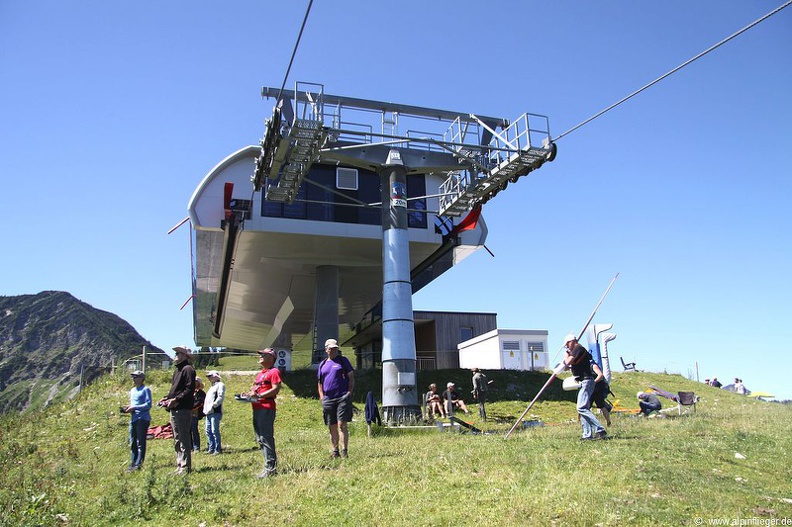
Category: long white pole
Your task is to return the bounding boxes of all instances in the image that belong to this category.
[505,273,619,438]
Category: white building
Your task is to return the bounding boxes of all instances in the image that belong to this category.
[458,329,550,371]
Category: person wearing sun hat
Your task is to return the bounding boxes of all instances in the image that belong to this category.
[158,345,196,474]
[203,370,226,455]
[121,370,151,472]
[242,348,282,478]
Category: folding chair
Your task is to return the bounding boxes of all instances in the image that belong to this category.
[676,391,698,415]
[620,356,636,371]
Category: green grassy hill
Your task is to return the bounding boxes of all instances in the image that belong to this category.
[1,366,790,526]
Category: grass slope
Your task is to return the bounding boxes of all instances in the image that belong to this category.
[1,366,790,526]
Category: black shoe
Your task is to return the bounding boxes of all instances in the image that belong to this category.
[595,431,610,440]
[341,449,348,458]
[330,450,340,459]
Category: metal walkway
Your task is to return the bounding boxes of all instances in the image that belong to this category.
[252,81,556,218]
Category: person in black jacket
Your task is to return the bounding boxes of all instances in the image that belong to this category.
[562,334,608,441]
[158,345,196,474]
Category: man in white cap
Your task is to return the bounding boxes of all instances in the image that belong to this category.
[562,334,608,441]
[317,338,355,458]
[203,370,226,455]
[442,381,469,415]
[158,345,196,474]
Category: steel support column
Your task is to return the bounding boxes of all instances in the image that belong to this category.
[380,150,421,423]
[313,265,339,364]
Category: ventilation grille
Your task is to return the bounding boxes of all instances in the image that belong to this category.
[336,167,358,190]
[526,342,544,353]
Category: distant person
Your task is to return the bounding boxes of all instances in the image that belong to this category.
[442,382,470,415]
[158,345,196,475]
[710,377,722,388]
[242,348,282,478]
[203,370,226,455]
[561,334,608,440]
[637,391,662,415]
[190,377,206,452]
[704,379,710,385]
[471,368,489,421]
[734,378,747,395]
[425,383,446,419]
[318,338,355,458]
[121,370,151,472]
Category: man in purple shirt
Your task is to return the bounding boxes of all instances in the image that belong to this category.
[317,338,355,458]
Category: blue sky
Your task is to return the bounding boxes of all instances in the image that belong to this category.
[2,1,790,399]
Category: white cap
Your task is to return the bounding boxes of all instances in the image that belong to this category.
[324,338,339,349]
[563,334,577,345]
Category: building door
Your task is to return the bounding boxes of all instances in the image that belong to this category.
[501,340,522,370]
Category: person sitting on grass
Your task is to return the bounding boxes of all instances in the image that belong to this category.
[425,383,446,419]
[442,382,470,415]
[637,391,662,415]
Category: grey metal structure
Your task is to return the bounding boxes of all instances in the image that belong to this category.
[251,82,556,422]
[254,82,556,216]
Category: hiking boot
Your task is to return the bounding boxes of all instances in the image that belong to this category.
[595,431,610,440]
[330,449,340,459]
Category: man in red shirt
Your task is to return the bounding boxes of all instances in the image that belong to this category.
[244,348,282,478]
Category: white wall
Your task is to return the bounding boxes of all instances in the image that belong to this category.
[458,329,549,371]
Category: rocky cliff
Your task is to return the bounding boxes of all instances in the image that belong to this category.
[0,291,164,413]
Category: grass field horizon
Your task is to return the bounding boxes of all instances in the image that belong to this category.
[1,364,790,526]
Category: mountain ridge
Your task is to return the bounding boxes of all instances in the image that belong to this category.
[0,290,164,413]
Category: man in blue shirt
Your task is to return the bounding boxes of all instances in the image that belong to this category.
[121,370,152,472]
[317,339,355,458]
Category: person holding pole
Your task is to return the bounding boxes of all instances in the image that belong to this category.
[563,334,609,441]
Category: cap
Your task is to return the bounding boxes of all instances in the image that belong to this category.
[172,345,193,358]
[563,334,577,346]
[207,370,221,379]
[324,338,339,349]
[131,370,145,378]
[447,382,455,388]
[257,348,276,359]
[637,391,646,399]
[195,377,204,388]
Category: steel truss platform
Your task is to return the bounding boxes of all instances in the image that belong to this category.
[252,81,556,217]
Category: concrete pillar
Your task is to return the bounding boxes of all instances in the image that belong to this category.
[380,149,420,423]
[313,265,339,364]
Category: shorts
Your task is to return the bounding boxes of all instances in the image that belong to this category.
[322,393,353,426]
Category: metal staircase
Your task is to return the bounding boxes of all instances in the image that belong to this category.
[252,81,556,217]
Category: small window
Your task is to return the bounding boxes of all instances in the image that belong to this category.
[502,341,521,351]
[460,326,474,342]
[336,167,358,190]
